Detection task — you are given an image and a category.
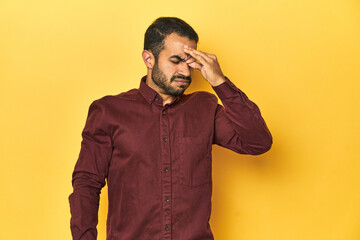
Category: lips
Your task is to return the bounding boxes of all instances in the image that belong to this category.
[173,79,189,84]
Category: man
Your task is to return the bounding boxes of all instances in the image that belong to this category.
[69,17,272,240]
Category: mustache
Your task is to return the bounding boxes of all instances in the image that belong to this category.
[170,75,192,82]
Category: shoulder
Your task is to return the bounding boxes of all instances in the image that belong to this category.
[92,88,139,106]
[84,89,139,119]
[182,91,218,105]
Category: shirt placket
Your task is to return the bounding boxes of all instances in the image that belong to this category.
[160,105,172,239]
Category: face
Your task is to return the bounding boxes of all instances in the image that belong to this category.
[151,33,197,96]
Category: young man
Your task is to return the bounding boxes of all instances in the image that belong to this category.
[69,17,272,240]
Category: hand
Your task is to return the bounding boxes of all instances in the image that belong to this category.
[184,46,226,86]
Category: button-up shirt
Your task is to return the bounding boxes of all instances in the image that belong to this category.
[69,76,272,240]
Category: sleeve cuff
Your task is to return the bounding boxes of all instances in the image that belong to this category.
[212,76,243,99]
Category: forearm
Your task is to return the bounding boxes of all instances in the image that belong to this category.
[69,172,102,240]
[213,77,272,154]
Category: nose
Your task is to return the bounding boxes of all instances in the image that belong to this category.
[178,62,191,77]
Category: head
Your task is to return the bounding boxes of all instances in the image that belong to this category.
[142,17,199,96]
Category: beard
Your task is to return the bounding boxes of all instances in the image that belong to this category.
[151,61,191,97]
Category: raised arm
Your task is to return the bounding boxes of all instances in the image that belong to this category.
[184,46,272,155]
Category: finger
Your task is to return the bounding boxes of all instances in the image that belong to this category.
[184,46,212,63]
[184,48,209,67]
[185,56,197,64]
[208,54,217,60]
[190,49,213,63]
[187,61,202,70]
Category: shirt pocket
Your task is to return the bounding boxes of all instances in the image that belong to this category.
[179,136,212,187]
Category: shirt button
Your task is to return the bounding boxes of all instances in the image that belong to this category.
[164,167,169,172]
[149,98,152,102]
[165,226,169,231]
[165,197,170,203]
[163,138,168,142]
[156,97,159,101]
[162,111,166,115]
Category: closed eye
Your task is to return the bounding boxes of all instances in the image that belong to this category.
[169,55,187,64]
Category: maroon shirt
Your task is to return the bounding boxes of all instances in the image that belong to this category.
[69,76,272,240]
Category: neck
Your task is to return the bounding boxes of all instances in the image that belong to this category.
[145,74,175,106]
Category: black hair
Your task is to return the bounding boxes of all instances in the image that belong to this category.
[144,17,199,60]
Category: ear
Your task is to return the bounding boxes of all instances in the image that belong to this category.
[142,50,155,69]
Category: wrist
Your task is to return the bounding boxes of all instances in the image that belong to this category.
[210,76,226,87]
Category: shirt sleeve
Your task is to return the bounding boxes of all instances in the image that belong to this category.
[69,99,113,240]
[212,77,272,155]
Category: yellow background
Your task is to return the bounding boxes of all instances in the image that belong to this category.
[1,0,359,239]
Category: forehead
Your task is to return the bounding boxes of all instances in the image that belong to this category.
[161,33,197,57]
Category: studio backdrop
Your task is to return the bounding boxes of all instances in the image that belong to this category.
[0,0,359,239]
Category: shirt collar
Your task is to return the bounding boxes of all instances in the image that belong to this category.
[138,75,181,105]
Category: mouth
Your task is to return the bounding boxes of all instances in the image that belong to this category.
[173,79,190,87]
